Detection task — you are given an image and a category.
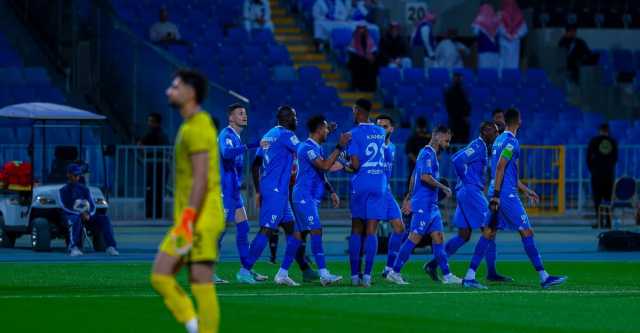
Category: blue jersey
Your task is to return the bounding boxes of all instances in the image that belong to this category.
[258,126,300,196]
[382,141,396,181]
[411,145,439,210]
[218,126,246,195]
[451,137,489,192]
[347,123,387,193]
[293,138,325,201]
[489,131,520,195]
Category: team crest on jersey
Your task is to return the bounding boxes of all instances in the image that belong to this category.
[465,148,475,156]
[307,149,317,160]
[505,144,514,151]
[225,138,233,146]
[426,159,432,167]
[290,135,300,145]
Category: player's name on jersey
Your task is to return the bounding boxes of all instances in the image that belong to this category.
[367,134,385,140]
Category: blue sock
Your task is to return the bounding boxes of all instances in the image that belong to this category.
[386,232,404,268]
[235,221,250,268]
[392,240,416,273]
[281,236,302,271]
[432,243,451,276]
[364,235,378,276]
[310,234,326,270]
[217,230,226,255]
[349,234,362,277]
[445,235,467,257]
[485,239,498,276]
[470,236,491,271]
[246,233,268,270]
[522,235,544,272]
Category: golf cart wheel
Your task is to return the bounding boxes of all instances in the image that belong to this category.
[0,216,17,248]
[31,218,51,252]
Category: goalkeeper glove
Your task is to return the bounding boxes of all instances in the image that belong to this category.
[172,207,196,255]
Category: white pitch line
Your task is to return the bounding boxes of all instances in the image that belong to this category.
[2,290,640,299]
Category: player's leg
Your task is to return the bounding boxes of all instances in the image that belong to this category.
[462,226,496,289]
[349,218,365,285]
[383,193,405,277]
[233,205,268,282]
[387,210,429,285]
[268,231,279,263]
[362,219,380,287]
[274,220,303,286]
[297,230,320,282]
[89,214,119,255]
[484,233,512,282]
[189,262,219,333]
[151,250,197,332]
[66,214,83,255]
[429,213,462,284]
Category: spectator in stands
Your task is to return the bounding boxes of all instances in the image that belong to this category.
[587,123,618,228]
[379,22,412,68]
[492,108,505,133]
[138,112,170,219]
[498,0,527,69]
[149,7,181,43]
[347,23,378,91]
[405,116,430,181]
[557,24,596,83]
[472,4,500,69]
[60,164,118,257]
[244,0,274,32]
[445,73,471,144]
[434,29,468,69]
[411,11,437,68]
[312,0,350,50]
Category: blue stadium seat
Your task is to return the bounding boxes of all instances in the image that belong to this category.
[470,87,491,106]
[501,69,522,86]
[402,68,427,86]
[395,85,419,108]
[227,28,250,45]
[612,49,634,73]
[477,68,499,86]
[494,87,517,108]
[330,28,352,51]
[524,68,549,87]
[298,66,323,85]
[419,86,443,107]
[0,67,23,85]
[379,67,401,90]
[266,45,291,66]
[428,68,450,87]
[452,67,474,84]
[272,65,297,82]
[241,45,265,65]
[22,67,50,85]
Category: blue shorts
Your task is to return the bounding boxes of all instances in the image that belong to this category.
[453,187,488,230]
[259,193,294,229]
[292,197,322,232]
[350,190,386,221]
[409,206,443,236]
[222,190,244,222]
[483,193,532,231]
[384,191,402,221]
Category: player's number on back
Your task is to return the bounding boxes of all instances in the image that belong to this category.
[362,142,384,168]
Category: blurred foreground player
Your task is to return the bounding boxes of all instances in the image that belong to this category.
[151,70,223,333]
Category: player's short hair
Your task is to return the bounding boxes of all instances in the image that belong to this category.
[416,116,428,129]
[432,124,451,135]
[149,112,162,124]
[174,69,208,104]
[504,108,520,126]
[479,121,496,132]
[307,115,327,133]
[599,123,609,132]
[492,108,504,117]
[354,98,372,113]
[227,103,244,115]
[376,114,394,126]
[276,105,295,122]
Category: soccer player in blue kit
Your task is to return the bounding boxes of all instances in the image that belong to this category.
[344,99,388,287]
[387,125,462,285]
[292,115,351,286]
[375,115,407,278]
[423,121,510,282]
[217,104,268,284]
[236,106,306,286]
[462,108,567,289]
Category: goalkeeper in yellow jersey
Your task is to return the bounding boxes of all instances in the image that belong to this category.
[151,69,224,333]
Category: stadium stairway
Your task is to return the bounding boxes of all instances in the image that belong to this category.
[270,1,382,111]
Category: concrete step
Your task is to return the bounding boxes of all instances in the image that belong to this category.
[292,53,326,62]
[322,72,341,80]
[338,91,375,100]
[326,80,349,90]
[275,34,309,43]
[295,62,332,71]
[286,44,316,54]
[275,26,302,35]
[272,16,295,25]
[271,7,286,16]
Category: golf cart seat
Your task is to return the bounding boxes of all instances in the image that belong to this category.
[48,146,78,183]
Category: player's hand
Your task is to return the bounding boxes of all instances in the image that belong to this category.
[525,189,539,206]
[401,197,412,215]
[255,192,261,209]
[489,197,500,212]
[330,192,340,208]
[328,122,338,133]
[338,132,351,148]
[171,207,196,255]
[329,162,344,172]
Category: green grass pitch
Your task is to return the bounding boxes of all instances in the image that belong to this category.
[1,261,639,333]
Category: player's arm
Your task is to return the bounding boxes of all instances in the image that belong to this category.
[451,149,471,178]
[490,150,509,211]
[312,132,351,171]
[518,179,539,204]
[219,135,247,160]
[420,174,452,198]
[188,152,209,217]
[401,172,415,214]
[323,174,340,208]
[251,154,262,207]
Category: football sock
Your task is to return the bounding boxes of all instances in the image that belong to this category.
[191,283,219,333]
[445,235,467,257]
[433,243,451,276]
[486,239,498,276]
[246,233,268,269]
[386,231,404,268]
[281,235,302,271]
[363,235,378,276]
[268,233,278,261]
[349,234,362,277]
[392,240,416,273]
[521,235,545,272]
[310,234,326,270]
[469,236,491,271]
[150,274,196,324]
[235,221,250,268]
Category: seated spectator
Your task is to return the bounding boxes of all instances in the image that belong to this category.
[244,0,274,32]
[445,73,471,144]
[472,4,500,69]
[347,23,378,91]
[411,11,437,68]
[313,0,350,49]
[557,24,598,83]
[149,7,181,43]
[379,22,412,68]
[434,29,468,69]
[498,0,527,69]
[60,164,118,257]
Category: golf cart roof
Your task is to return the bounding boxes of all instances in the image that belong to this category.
[0,103,106,121]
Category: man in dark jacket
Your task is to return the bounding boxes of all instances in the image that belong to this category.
[587,123,618,228]
[60,164,118,256]
[445,73,471,144]
[379,22,411,68]
[558,24,597,83]
[138,112,170,219]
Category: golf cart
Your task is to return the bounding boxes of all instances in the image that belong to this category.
[0,103,110,252]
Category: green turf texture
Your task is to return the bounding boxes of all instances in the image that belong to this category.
[1,261,639,333]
